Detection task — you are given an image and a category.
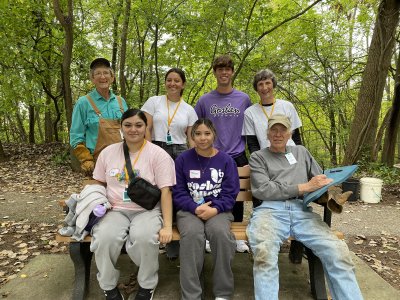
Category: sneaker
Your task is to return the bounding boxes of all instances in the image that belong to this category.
[135,286,155,300]
[236,240,249,253]
[215,298,229,300]
[205,240,211,253]
[104,287,124,300]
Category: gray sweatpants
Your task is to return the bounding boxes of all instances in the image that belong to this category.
[176,210,236,300]
[90,209,162,291]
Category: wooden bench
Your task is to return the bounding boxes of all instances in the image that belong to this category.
[56,167,343,300]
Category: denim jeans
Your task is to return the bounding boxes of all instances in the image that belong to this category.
[246,200,363,300]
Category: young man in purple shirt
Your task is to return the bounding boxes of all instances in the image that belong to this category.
[195,55,252,252]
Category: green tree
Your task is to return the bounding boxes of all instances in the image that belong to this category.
[344,0,400,164]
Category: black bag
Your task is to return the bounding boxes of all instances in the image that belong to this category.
[123,142,161,210]
[127,177,161,210]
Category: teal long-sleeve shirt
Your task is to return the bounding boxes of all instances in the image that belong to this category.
[69,88,128,154]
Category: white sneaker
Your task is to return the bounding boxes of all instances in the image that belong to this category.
[205,240,211,253]
[215,298,228,300]
[236,240,249,253]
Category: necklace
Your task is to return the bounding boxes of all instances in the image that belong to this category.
[196,148,215,174]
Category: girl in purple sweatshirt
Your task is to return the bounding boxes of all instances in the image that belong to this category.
[172,118,239,300]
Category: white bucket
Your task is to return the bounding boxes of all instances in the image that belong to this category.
[360,177,383,203]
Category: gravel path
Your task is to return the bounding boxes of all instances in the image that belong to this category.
[312,201,400,236]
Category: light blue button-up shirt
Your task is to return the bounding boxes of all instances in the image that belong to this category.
[69,88,128,153]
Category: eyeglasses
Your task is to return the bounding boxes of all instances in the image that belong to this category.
[93,71,112,78]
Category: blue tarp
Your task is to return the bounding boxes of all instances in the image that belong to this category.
[303,165,358,210]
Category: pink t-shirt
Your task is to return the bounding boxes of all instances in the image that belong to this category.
[93,141,176,211]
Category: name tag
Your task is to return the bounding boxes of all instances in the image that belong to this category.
[109,168,119,177]
[190,170,201,178]
[285,152,297,165]
[122,188,131,202]
[166,132,173,145]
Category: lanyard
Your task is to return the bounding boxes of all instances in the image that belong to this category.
[124,139,147,184]
[259,101,275,120]
[166,95,182,130]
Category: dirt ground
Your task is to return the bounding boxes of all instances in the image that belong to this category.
[0,143,399,291]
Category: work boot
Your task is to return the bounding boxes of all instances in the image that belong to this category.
[327,186,353,213]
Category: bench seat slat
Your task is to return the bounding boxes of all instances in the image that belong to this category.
[56,225,343,243]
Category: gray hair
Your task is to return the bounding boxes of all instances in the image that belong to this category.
[253,69,277,90]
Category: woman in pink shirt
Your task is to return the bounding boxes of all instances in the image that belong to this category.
[90,108,176,300]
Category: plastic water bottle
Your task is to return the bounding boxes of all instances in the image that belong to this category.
[193,193,205,205]
[84,204,107,231]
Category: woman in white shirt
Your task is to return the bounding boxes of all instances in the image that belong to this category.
[141,68,198,260]
[142,68,198,160]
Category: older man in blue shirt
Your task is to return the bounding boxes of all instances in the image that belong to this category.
[70,58,128,175]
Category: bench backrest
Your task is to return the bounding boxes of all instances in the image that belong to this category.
[237,167,252,202]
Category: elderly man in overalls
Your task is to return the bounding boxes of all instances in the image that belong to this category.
[70,58,128,175]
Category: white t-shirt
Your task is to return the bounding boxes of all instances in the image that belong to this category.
[242,99,302,148]
[141,95,198,144]
[93,141,176,211]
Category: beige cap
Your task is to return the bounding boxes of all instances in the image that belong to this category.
[268,114,291,130]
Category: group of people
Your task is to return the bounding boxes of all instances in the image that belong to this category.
[69,56,363,300]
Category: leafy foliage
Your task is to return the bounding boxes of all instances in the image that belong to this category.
[0,0,397,166]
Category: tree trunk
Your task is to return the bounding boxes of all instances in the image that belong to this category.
[381,42,400,166]
[154,23,160,95]
[119,0,131,99]
[5,116,16,142]
[53,0,74,132]
[372,107,392,161]
[398,129,400,161]
[35,106,44,143]
[45,94,54,142]
[111,0,124,92]
[382,83,400,165]
[343,0,400,164]
[52,95,61,142]
[15,110,27,143]
[0,139,7,162]
[328,109,337,165]
[29,104,35,144]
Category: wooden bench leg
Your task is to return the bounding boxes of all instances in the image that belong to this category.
[69,242,93,300]
[289,240,304,264]
[305,247,328,300]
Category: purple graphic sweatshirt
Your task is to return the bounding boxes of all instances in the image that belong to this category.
[172,148,240,214]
